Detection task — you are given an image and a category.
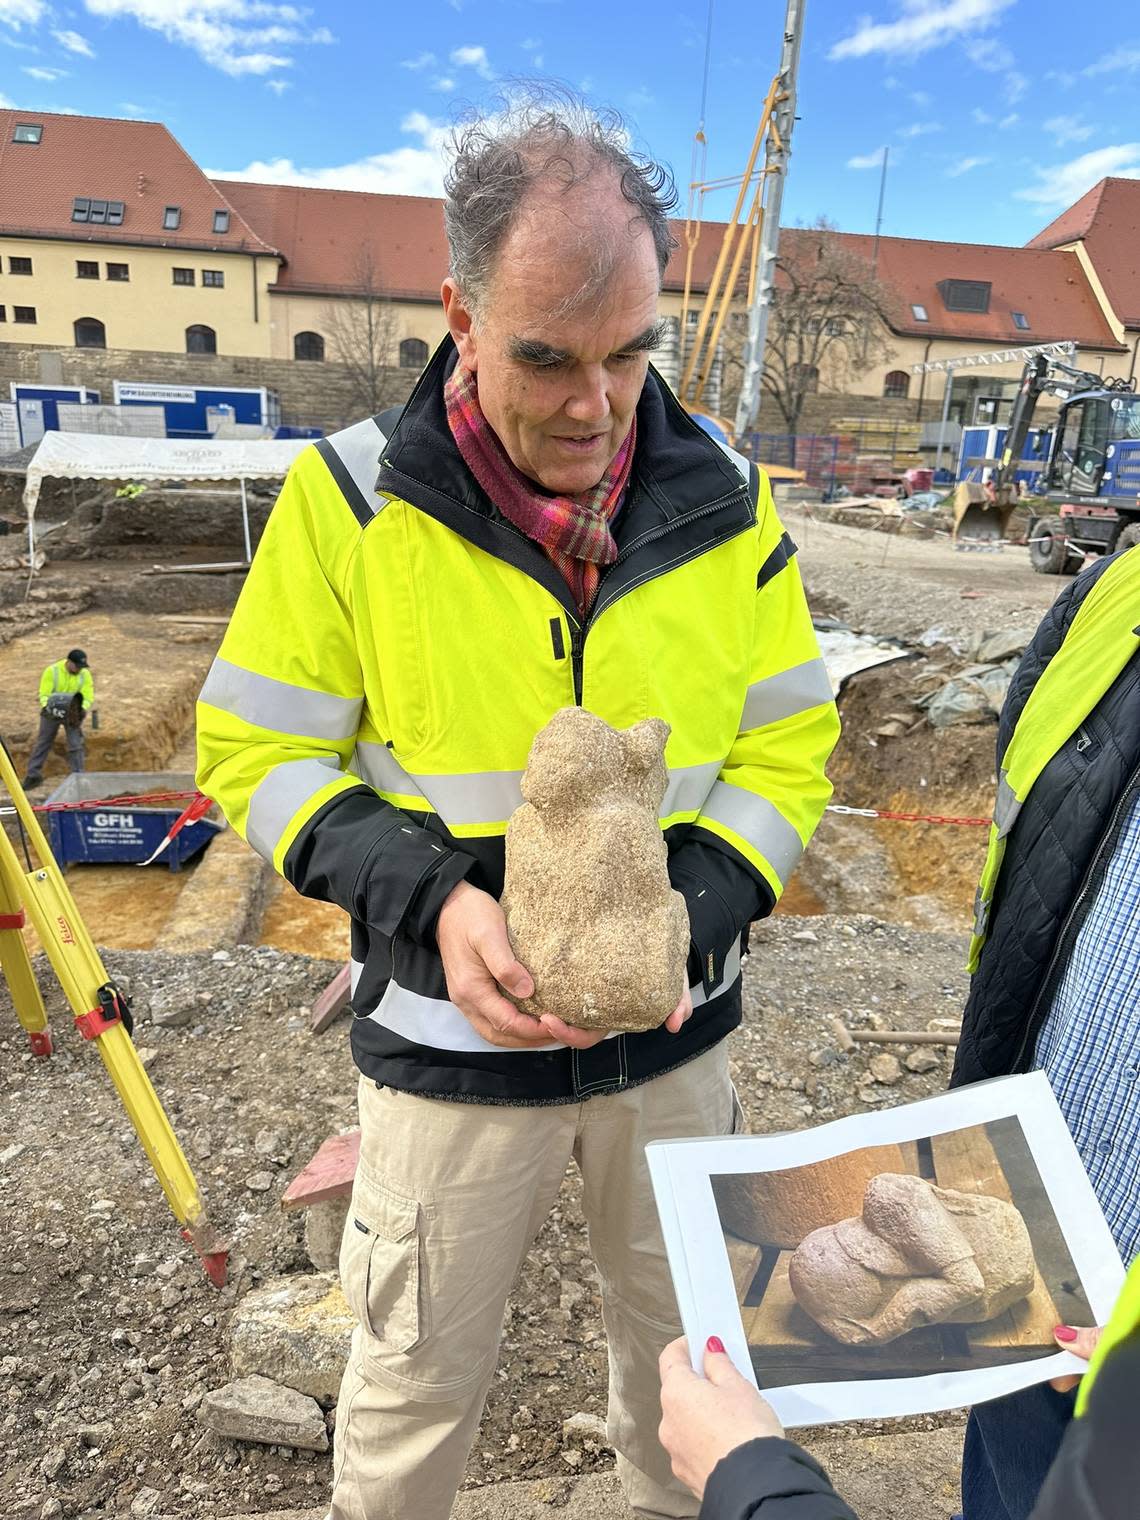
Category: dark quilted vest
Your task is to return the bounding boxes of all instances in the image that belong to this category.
[952,552,1140,1087]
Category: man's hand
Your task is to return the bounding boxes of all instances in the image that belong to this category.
[436,882,552,1048]
[659,1336,783,1501]
[1050,1324,1103,1392]
[537,977,693,1050]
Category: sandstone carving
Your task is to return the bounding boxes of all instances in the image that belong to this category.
[788,1173,1036,1346]
[715,1144,909,1249]
[502,707,690,1032]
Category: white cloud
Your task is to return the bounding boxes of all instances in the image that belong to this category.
[972,106,993,124]
[449,43,493,79]
[999,111,1019,128]
[118,99,147,114]
[1044,114,1095,145]
[899,120,941,138]
[946,155,991,177]
[521,36,540,50]
[207,112,452,199]
[848,147,888,169]
[266,78,290,94]
[1014,143,1140,209]
[830,0,1014,61]
[23,63,66,80]
[910,89,932,107]
[53,27,95,56]
[401,50,436,70]
[0,0,45,27]
[1085,45,1140,77]
[432,75,455,92]
[964,34,1026,100]
[0,90,13,106]
[81,0,333,77]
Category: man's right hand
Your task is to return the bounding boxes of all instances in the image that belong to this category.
[436,881,554,1048]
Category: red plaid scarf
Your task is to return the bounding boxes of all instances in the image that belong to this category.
[444,365,635,617]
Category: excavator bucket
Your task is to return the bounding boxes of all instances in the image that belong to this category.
[952,482,1017,543]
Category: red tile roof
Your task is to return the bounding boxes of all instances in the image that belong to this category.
[1028,177,1140,329]
[0,109,274,255]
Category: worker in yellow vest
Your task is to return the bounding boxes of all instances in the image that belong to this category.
[22,647,95,789]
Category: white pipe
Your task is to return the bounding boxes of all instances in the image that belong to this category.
[240,477,252,563]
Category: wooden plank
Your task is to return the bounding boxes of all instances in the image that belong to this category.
[280,1129,360,1212]
[725,1234,765,1299]
[310,963,353,1035]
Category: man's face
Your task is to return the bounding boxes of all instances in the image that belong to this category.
[443,181,662,494]
[65,660,79,675]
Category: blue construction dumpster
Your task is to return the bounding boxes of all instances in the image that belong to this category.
[44,772,223,872]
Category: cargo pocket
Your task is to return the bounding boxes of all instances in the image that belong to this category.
[341,1173,425,1356]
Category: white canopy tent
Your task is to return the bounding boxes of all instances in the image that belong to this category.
[22,431,310,563]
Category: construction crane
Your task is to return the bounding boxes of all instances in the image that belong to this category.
[951,352,1140,570]
[676,0,806,444]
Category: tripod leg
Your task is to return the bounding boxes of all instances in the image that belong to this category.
[0,851,52,1056]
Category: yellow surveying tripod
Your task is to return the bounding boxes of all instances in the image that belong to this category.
[0,742,228,1285]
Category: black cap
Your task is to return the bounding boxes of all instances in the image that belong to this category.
[67,648,88,668]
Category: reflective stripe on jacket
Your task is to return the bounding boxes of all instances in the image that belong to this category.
[39,660,94,711]
[196,339,839,1102]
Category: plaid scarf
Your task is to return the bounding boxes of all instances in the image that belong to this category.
[444,365,635,617]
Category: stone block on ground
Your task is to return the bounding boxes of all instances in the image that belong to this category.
[304,1195,350,1273]
[198,1374,329,1451]
[158,825,269,953]
[230,1272,354,1398]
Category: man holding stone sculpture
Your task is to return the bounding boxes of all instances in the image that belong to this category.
[196,96,839,1520]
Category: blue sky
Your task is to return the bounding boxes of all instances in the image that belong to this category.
[2,0,1139,247]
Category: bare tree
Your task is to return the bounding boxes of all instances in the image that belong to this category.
[323,245,404,419]
[722,220,896,454]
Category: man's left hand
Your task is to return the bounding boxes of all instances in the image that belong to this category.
[538,981,693,1049]
[659,1336,783,1501]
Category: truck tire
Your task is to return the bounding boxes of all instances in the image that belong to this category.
[1115,522,1140,553]
[1029,515,1072,575]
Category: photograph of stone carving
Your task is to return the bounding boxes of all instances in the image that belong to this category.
[710,1117,1095,1388]
[501,707,689,1033]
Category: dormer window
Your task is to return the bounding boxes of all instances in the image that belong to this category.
[1012,311,1030,330]
[164,206,181,230]
[939,279,991,313]
[213,209,230,234]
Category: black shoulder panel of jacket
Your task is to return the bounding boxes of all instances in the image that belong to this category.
[997,552,1121,769]
[700,1438,859,1520]
[1031,1326,1140,1520]
[282,788,475,947]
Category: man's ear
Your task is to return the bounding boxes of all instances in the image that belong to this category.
[442,278,478,372]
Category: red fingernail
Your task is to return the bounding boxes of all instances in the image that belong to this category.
[706,1335,725,1354]
[1053,1325,1077,1342]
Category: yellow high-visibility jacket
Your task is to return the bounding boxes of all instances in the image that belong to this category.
[197,341,839,1102]
[39,660,94,712]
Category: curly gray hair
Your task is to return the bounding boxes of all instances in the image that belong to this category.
[443,91,677,317]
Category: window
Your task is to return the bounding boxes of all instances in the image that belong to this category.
[938,279,991,314]
[14,307,36,324]
[294,330,325,361]
[13,123,43,144]
[0,307,5,322]
[1012,311,1030,330]
[8,256,32,275]
[172,267,195,286]
[399,337,429,369]
[164,206,181,230]
[77,260,100,280]
[186,324,216,355]
[107,202,124,225]
[213,209,230,234]
[74,317,106,349]
[883,370,910,400]
[72,197,90,223]
[911,304,929,322]
[89,200,108,224]
[202,269,224,288]
[106,262,129,282]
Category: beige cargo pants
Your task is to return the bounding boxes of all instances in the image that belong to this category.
[329,1041,740,1520]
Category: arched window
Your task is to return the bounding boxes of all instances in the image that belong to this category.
[74,316,106,349]
[186,324,216,355]
[294,330,325,361]
[883,369,910,399]
[399,337,429,369]
[791,363,819,394]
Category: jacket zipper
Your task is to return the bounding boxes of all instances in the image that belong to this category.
[570,622,585,705]
[1010,760,1140,1071]
[1075,724,1093,753]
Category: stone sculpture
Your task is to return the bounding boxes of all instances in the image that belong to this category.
[788,1172,1036,1346]
[502,707,690,1032]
